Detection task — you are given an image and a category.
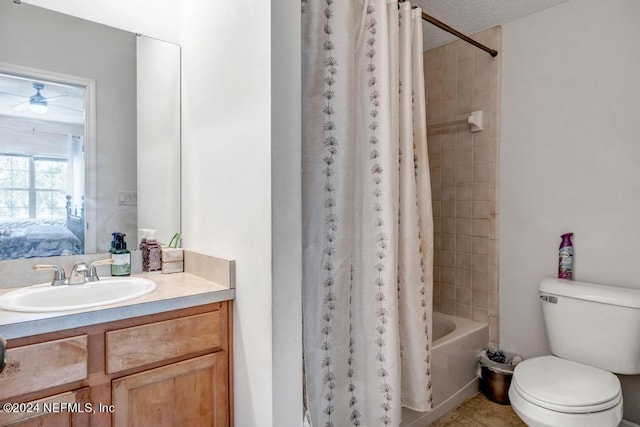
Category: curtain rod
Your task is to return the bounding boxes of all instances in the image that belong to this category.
[420,10,498,57]
[400,1,499,57]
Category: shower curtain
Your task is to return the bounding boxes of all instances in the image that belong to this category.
[302,0,434,426]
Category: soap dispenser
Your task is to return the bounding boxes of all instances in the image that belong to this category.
[111,232,131,276]
[109,232,118,253]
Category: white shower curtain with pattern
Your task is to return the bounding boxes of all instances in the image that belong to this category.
[302,1,434,426]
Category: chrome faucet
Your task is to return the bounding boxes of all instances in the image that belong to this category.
[68,262,89,285]
[33,259,113,286]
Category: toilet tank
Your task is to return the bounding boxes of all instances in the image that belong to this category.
[539,278,640,374]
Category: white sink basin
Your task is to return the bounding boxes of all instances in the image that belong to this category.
[0,277,157,313]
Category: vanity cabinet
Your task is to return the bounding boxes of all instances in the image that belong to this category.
[108,310,229,426]
[0,301,232,427]
[112,353,228,426]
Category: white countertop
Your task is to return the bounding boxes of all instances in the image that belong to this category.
[0,272,234,340]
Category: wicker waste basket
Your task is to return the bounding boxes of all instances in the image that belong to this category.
[477,349,522,405]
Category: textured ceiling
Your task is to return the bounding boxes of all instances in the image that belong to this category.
[414,0,568,51]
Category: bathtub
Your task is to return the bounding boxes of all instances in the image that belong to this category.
[401,312,489,426]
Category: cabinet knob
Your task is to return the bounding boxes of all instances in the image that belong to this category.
[0,335,6,374]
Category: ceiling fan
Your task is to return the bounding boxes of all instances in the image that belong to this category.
[0,82,74,114]
[14,83,68,113]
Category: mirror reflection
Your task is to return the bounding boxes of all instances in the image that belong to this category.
[0,70,89,260]
[0,1,181,261]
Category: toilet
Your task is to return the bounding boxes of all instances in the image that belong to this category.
[509,278,640,427]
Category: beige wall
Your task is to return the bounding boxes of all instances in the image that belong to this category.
[424,26,501,348]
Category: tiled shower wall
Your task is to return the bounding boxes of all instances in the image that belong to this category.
[424,26,501,348]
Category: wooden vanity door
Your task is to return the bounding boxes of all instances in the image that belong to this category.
[112,353,229,427]
[0,388,90,427]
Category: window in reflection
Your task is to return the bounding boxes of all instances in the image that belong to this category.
[0,71,87,260]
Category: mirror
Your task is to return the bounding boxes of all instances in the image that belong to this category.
[0,1,181,261]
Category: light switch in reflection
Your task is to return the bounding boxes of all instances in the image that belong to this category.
[118,191,137,206]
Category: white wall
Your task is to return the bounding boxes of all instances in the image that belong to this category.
[501,0,640,421]
[271,0,303,425]
[22,0,179,42]
[179,1,275,426]
[20,1,294,425]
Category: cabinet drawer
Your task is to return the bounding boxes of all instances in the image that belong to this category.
[106,311,221,374]
[0,335,88,400]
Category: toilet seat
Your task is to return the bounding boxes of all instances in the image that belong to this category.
[512,355,622,413]
[509,356,623,427]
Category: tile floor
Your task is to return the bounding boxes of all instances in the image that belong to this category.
[430,393,526,426]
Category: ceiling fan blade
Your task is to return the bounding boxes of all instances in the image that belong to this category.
[48,103,83,113]
[0,90,28,99]
[45,94,68,102]
[13,101,30,111]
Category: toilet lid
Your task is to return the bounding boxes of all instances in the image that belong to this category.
[512,356,622,413]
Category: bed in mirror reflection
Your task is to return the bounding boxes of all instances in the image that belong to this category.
[0,194,85,260]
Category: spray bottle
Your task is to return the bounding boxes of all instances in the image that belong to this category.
[558,233,574,280]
